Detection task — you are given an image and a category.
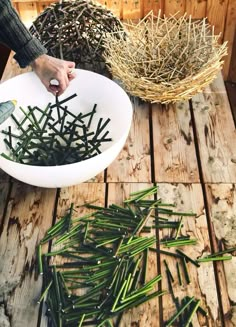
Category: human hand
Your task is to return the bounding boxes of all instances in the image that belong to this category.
[30,54,76,96]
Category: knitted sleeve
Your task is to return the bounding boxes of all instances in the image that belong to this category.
[0,0,47,68]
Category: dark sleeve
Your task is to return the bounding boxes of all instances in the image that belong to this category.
[0,0,47,68]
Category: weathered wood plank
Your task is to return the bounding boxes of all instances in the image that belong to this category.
[191,74,236,183]
[12,0,44,3]
[107,98,152,183]
[157,183,221,326]
[0,182,57,326]
[122,0,144,20]
[205,183,236,326]
[185,0,207,19]
[152,102,199,183]
[227,20,236,83]
[107,182,160,327]
[222,0,236,80]
[143,0,164,16]
[0,182,10,225]
[206,0,229,44]
[36,1,53,14]
[16,2,39,27]
[225,81,236,124]
[101,0,123,18]
[164,0,186,17]
[39,183,106,326]
[57,183,106,215]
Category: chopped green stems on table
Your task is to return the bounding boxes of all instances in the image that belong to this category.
[37,280,53,304]
[185,296,208,317]
[209,246,236,256]
[175,217,183,239]
[36,186,212,326]
[183,299,201,326]
[164,260,174,282]
[37,244,43,275]
[165,269,176,305]
[166,296,195,326]
[182,257,191,284]
[175,249,200,267]
[176,261,182,286]
[197,255,232,262]
[150,248,182,258]
[161,237,198,248]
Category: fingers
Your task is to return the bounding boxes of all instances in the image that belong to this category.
[67,62,76,81]
[68,70,76,82]
[52,64,76,95]
[31,55,76,96]
[48,84,59,95]
[68,61,76,69]
[41,58,76,96]
[48,79,69,96]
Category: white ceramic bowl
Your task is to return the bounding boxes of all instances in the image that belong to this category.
[0,69,133,188]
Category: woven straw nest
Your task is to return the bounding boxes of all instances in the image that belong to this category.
[104,12,228,103]
[30,0,123,76]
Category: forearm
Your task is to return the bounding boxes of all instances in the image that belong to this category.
[0,0,47,68]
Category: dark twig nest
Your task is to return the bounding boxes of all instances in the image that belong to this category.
[30,0,123,76]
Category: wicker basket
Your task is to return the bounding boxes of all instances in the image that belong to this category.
[30,0,124,76]
[103,11,228,103]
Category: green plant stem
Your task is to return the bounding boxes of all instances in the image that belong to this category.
[197,255,232,262]
[166,297,195,327]
[183,299,201,326]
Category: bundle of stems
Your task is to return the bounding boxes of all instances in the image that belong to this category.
[1,94,112,166]
[104,11,228,103]
[37,185,206,326]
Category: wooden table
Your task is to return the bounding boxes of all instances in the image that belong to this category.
[0,55,236,327]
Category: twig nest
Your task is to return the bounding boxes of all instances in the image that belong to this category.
[30,0,123,76]
[104,11,228,103]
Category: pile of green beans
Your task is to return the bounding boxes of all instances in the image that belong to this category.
[1,94,112,166]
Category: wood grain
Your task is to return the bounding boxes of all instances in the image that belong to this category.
[206,0,229,43]
[107,98,152,183]
[143,0,164,16]
[152,102,199,183]
[185,0,207,18]
[0,182,10,226]
[102,0,123,19]
[16,2,39,27]
[157,183,221,326]
[192,74,236,183]
[225,81,236,124]
[164,0,186,17]
[122,0,144,20]
[205,183,236,326]
[0,182,57,326]
[222,0,236,80]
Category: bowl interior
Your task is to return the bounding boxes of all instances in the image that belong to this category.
[0,69,133,187]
